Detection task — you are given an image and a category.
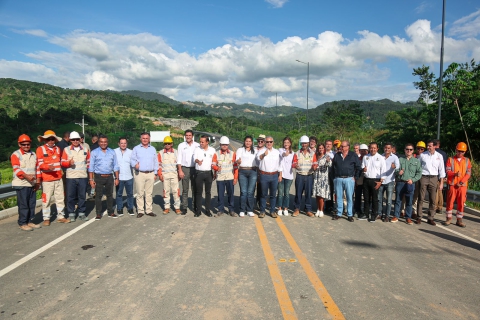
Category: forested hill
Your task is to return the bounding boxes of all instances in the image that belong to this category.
[121,90,179,105]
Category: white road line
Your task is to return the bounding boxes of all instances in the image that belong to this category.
[0,181,162,279]
[423,218,480,245]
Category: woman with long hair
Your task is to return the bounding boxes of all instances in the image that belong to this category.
[312,143,331,217]
[236,136,257,217]
[276,137,294,216]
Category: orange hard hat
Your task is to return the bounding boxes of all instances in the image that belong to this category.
[18,134,31,143]
[456,142,467,152]
[333,139,341,147]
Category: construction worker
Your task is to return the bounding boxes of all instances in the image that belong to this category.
[411,141,426,219]
[36,130,70,225]
[443,142,471,228]
[61,131,90,222]
[11,134,41,231]
[158,136,181,215]
[292,135,318,217]
[212,136,238,217]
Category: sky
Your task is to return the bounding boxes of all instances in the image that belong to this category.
[0,0,479,108]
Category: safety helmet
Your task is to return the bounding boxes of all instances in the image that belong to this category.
[334,139,341,147]
[69,131,81,140]
[456,142,467,152]
[359,144,368,150]
[18,134,31,143]
[220,136,230,145]
[299,135,309,143]
[416,141,426,148]
[37,130,61,142]
[163,136,173,144]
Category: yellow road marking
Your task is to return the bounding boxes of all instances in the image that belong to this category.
[254,217,297,320]
[276,218,346,320]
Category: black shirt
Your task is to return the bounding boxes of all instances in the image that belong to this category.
[57,139,69,152]
[436,148,448,166]
[91,142,99,151]
[332,151,361,179]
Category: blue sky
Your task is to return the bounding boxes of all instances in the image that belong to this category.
[1,0,479,107]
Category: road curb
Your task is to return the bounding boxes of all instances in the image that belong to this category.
[0,200,42,221]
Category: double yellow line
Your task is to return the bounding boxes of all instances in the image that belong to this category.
[254,216,345,320]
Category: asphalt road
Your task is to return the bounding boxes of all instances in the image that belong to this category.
[1,140,479,319]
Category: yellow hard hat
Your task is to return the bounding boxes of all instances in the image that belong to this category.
[416,141,426,148]
[456,142,467,152]
[163,136,173,144]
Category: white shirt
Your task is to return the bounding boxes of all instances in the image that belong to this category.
[254,145,266,167]
[419,151,446,178]
[362,153,387,179]
[381,153,400,184]
[194,146,215,171]
[236,147,257,168]
[278,148,294,180]
[256,148,283,173]
[177,141,200,167]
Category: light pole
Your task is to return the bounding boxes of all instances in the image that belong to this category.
[437,0,446,140]
[296,59,309,135]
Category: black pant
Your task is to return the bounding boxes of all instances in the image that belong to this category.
[325,173,334,211]
[16,186,36,226]
[94,174,114,215]
[194,171,213,215]
[363,178,380,216]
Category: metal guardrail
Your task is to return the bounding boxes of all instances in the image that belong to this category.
[0,183,16,201]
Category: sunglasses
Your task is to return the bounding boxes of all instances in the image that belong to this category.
[258,140,265,143]
[164,143,172,145]
[457,150,465,153]
[417,147,424,150]
[266,141,274,143]
[20,143,31,146]
[46,137,57,141]
[405,148,414,151]
[71,138,80,141]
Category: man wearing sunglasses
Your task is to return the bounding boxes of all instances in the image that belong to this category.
[158,136,181,215]
[444,142,471,228]
[61,131,90,222]
[11,134,41,231]
[393,143,422,224]
[416,140,446,225]
[36,130,69,225]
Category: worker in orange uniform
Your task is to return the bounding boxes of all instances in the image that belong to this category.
[36,130,70,225]
[443,142,471,228]
[11,134,41,231]
[158,136,181,215]
[212,136,238,217]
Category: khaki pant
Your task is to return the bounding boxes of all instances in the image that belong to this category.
[42,179,65,220]
[163,175,180,210]
[134,171,155,214]
[417,176,438,220]
[435,181,444,212]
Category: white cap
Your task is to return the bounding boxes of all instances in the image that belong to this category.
[359,144,368,150]
[300,135,309,143]
[219,136,230,145]
[69,131,81,140]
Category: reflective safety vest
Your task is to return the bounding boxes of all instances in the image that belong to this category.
[11,150,36,187]
[215,150,234,181]
[159,149,178,177]
[63,147,89,178]
[447,157,471,187]
[36,145,62,182]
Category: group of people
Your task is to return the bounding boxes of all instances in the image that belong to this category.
[11,129,472,231]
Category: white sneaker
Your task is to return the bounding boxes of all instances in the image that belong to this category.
[283,209,289,216]
[239,212,245,217]
[315,210,320,217]
[247,212,255,217]
[319,211,324,218]
[277,209,283,216]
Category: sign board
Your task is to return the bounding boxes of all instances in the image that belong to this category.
[150,131,170,142]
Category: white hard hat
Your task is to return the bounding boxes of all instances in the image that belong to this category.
[300,135,309,143]
[69,131,81,140]
[359,144,368,150]
[219,136,230,145]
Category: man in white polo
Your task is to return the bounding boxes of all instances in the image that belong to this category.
[193,135,216,217]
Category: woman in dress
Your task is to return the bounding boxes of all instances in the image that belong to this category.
[312,143,331,217]
[276,137,294,216]
[236,136,257,217]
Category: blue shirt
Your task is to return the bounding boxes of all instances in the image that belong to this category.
[88,147,119,174]
[114,147,133,180]
[131,144,159,172]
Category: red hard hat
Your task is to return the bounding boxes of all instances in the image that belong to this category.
[18,134,31,143]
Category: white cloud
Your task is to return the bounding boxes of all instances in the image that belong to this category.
[12,29,48,37]
[450,9,480,38]
[264,95,292,107]
[265,0,288,8]
[415,1,431,14]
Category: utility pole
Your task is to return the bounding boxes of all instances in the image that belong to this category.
[437,0,446,140]
[75,115,88,134]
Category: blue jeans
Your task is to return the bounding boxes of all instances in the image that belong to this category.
[277,178,293,209]
[216,179,234,212]
[66,178,87,215]
[260,173,279,213]
[378,181,395,217]
[294,174,313,212]
[238,169,257,212]
[394,181,415,218]
[15,187,36,226]
[116,178,134,211]
[334,177,355,217]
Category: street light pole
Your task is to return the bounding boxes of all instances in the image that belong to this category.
[296,60,309,135]
[437,0,446,140]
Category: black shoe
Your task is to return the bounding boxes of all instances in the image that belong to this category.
[117,210,124,217]
[332,215,340,220]
[348,216,354,222]
[137,213,144,218]
[95,215,102,220]
[108,212,118,218]
[205,212,213,217]
[145,212,157,217]
[369,216,376,223]
[230,211,237,217]
[381,215,387,222]
[358,214,367,220]
[258,212,265,218]
[127,209,134,216]
[194,213,200,217]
